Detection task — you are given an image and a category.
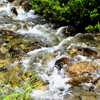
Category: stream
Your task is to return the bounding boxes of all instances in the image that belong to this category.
[1,0,100,100]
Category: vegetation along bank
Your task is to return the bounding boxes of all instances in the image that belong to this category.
[30,0,100,33]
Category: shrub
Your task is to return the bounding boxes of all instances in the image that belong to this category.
[30,0,100,32]
[85,22,100,32]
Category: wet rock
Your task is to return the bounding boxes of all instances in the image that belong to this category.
[0,64,7,72]
[34,81,44,84]
[0,43,8,53]
[8,0,16,2]
[26,41,43,52]
[22,24,28,31]
[69,48,78,55]
[0,30,16,36]
[22,2,32,12]
[0,59,8,65]
[11,7,18,16]
[82,47,98,58]
[0,4,4,7]
[10,80,18,86]
[0,67,5,72]
[24,71,33,78]
[8,41,41,58]
[19,0,24,5]
[6,36,14,41]
[9,44,23,52]
[9,44,24,58]
[69,95,81,100]
[22,71,35,83]
[68,47,81,58]
[65,61,96,77]
[0,46,8,53]
[92,77,100,87]
[82,96,98,100]
[68,85,100,100]
[0,40,5,44]
[94,33,100,41]
[65,77,92,86]
[33,81,45,90]
[13,0,24,6]
[1,65,23,86]
[35,85,47,91]
[55,57,71,70]
[20,44,26,50]
[0,53,7,59]
[62,28,71,36]
[62,27,76,36]
[68,85,98,100]
[10,51,23,58]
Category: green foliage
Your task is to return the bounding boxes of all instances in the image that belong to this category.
[94,22,100,31]
[30,0,100,32]
[85,25,94,32]
[0,70,43,100]
[85,22,100,32]
[0,64,6,68]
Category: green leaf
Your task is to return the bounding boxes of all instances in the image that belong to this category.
[0,64,6,68]
[0,88,4,94]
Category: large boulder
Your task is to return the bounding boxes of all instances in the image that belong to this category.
[55,57,71,70]
[65,61,96,77]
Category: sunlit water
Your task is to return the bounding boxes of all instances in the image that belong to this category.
[0,0,100,100]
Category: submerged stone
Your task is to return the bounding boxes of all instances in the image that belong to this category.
[69,95,81,100]
[0,46,8,53]
[69,48,78,55]
[24,71,33,78]
[0,30,16,36]
[65,77,92,85]
[35,85,47,91]
[9,44,23,52]
[9,44,25,58]
[6,36,14,40]
[26,41,43,52]
[10,80,18,86]
[92,77,100,87]
[68,85,100,100]
[10,51,22,58]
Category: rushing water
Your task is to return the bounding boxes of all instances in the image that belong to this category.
[1,0,100,100]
